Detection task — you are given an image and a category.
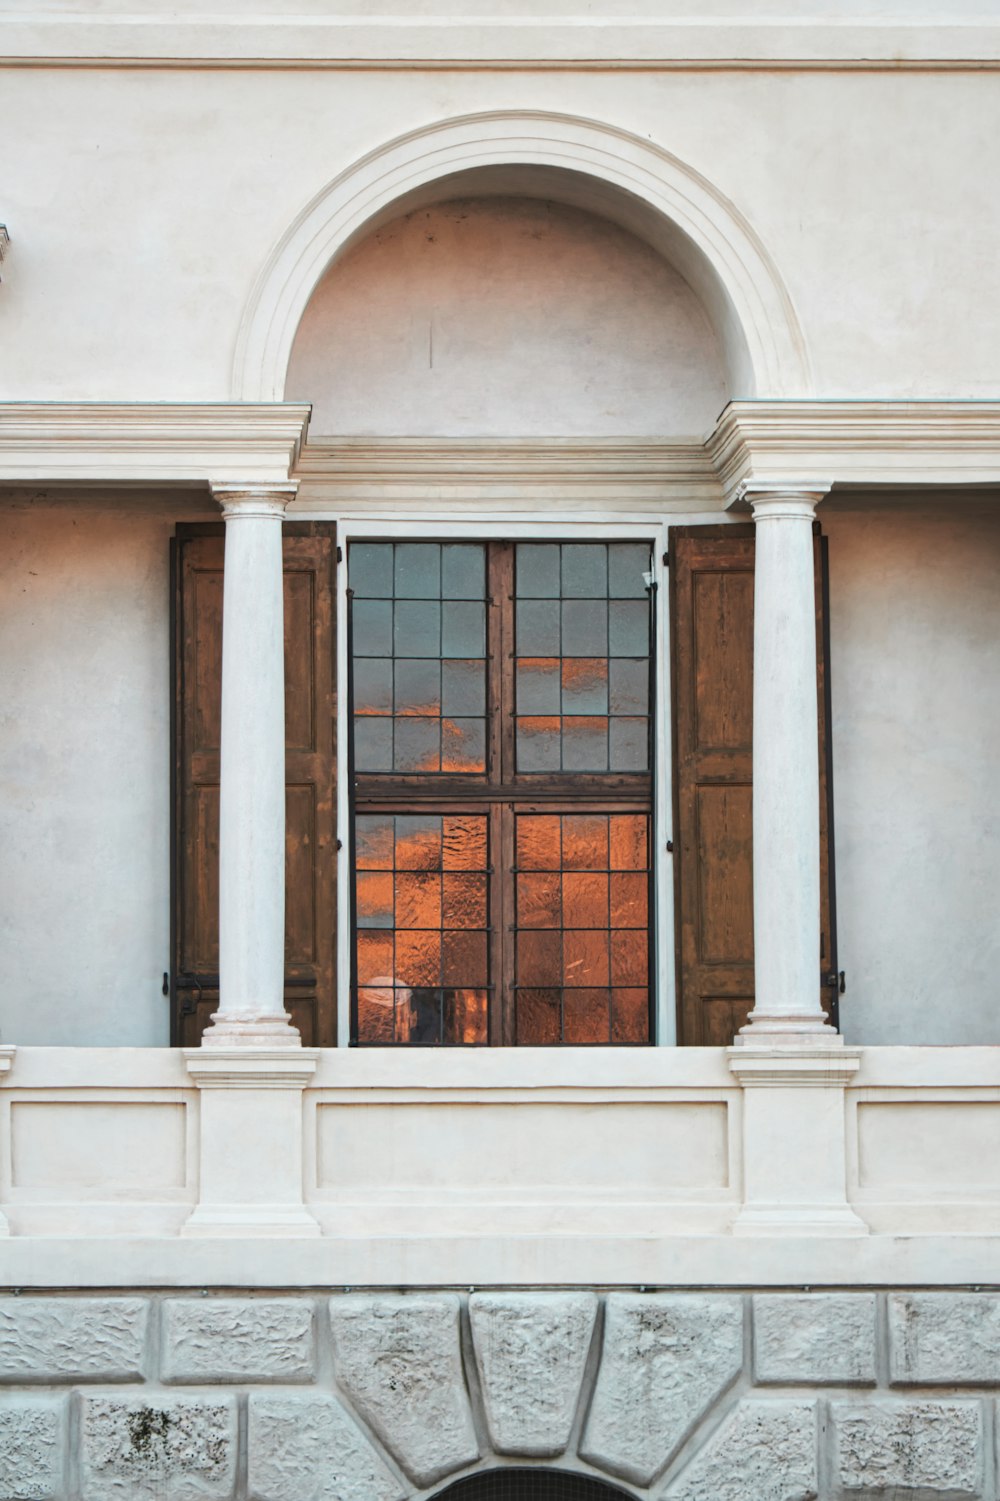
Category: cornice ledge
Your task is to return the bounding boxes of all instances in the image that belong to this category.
[708,400,1000,504]
[183,1047,320,1090]
[727,1046,862,1089]
[0,1046,15,1082]
[0,402,311,486]
[297,435,716,479]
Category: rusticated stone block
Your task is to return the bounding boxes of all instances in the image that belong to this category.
[0,1297,147,1382]
[248,1394,406,1501]
[665,1400,818,1501]
[79,1392,237,1500]
[470,1292,597,1456]
[580,1293,743,1486]
[0,1397,64,1501]
[162,1298,315,1382]
[328,1294,478,1487]
[832,1400,983,1497]
[753,1294,877,1385]
[890,1294,1000,1386]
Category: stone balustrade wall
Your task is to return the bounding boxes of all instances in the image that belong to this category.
[1,1289,998,1499]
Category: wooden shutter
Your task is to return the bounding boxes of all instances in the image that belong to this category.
[670,524,837,1045]
[172,522,337,1046]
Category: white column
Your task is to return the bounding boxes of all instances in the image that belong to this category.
[738,486,835,1045]
[204,483,299,1047]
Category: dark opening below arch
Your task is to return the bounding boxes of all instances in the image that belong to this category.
[431,1470,637,1500]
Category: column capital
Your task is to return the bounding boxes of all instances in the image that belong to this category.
[212,482,298,521]
[737,481,831,521]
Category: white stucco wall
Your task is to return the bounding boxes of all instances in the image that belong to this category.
[0,496,193,1047]
[286,197,727,437]
[2,65,1000,404]
[825,501,1000,1046]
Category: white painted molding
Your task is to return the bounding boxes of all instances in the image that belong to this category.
[710,400,1000,504]
[294,436,723,511]
[232,110,812,404]
[0,403,310,486]
[2,17,1000,68]
[184,1049,319,1090]
[0,1047,14,1238]
[727,1047,861,1090]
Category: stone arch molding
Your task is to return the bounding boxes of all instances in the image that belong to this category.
[232,111,813,405]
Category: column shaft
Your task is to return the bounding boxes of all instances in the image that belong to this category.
[205,485,298,1047]
[741,489,833,1043]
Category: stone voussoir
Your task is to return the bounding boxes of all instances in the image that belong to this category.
[161,1297,315,1382]
[0,1396,65,1501]
[79,1391,237,1501]
[832,1398,984,1498]
[0,1297,149,1383]
[328,1293,479,1489]
[890,1294,1000,1386]
[753,1293,877,1386]
[470,1291,597,1457]
[579,1292,743,1487]
[665,1399,818,1501]
[248,1392,407,1501]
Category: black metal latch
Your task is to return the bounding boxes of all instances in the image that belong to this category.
[824,970,847,994]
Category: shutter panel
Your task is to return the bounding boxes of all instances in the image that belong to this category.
[172,522,337,1046]
[670,524,835,1045]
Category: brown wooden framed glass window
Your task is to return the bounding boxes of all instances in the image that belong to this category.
[349,539,655,1046]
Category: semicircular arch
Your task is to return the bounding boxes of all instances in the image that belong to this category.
[232,111,812,404]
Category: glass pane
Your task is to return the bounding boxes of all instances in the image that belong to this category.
[563,929,609,987]
[442,873,487,929]
[612,988,650,1043]
[442,930,488,986]
[517,872,561,928]
[516,989,560,1044]
[517,815,561,870]
[609,542,652,598]
[442,717,486,774]
[394,717,440,772]
[563,815,608,870]
[562,543,607,598]
[442,544,485,600]
[562,872,608,927]
[442,660,485,716]
[354,657,393,717]
[355,815,394,869]
[518,930,562,986]
[353,599,393,657]
[610,814,648,871]
[394,658,440,717]
[443,816,487,870]
[609,717,648,772]
[562,717,608,772]
[356,872,393,928]
[395,816,442,870]
[609,600,648,656]
[394,600,440,658]
[609,658,648,716]
[561,600,607,656]
[611,929,648,986]
[354,716,392,771]
[611,872,647,927]
[516,659,560,714]
[517,600,560,655]
[442,601,485,658]
[356,930,393,983]
[564,989,611,1043]
[395,872,441,929]
[394,542,440,598]
[446,989,488,1045]
[561,658,608,715]
[396,928,441,986]
[516,716,561,772]
[517,544,560,597]
[350,543,393,598]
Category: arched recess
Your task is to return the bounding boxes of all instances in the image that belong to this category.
[431,1468,638,1500]
[232,111,813,404]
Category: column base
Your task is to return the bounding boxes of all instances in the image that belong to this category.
[734,1011,840,1047]
[182,1204,322,1239]
[731,1203,868,1237]
[200,1011,302,1048]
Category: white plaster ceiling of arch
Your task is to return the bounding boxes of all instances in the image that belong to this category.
[285,175,729,439]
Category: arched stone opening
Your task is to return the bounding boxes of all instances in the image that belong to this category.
[285,174,729,438]
[233,111,812,403]
[431,1469,639,1500]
